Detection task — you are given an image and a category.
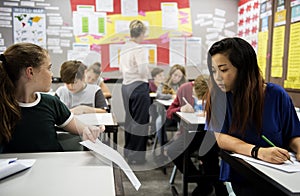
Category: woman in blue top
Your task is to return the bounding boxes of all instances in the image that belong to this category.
[205,37,300,195]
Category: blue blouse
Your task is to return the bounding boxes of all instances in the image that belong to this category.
[220,83,300,181]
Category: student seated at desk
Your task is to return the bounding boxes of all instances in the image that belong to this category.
[149,67,165,93]
[156,64,186,100]
[0,43,104,153]
[56,60,108,115]
[166,75,226,196]
[206,37,300,196]
[155,64,186,145]
[85,62,112,99]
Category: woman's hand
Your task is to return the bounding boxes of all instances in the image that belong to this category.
[258,147,291,164]
[180,103,194,113]
[82,125,105,142]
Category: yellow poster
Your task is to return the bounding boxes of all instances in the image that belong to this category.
[271,26,285,78]
[285,22,300,90]
[274,9,286,26]
[257,31,268,78]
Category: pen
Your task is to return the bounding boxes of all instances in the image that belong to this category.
[261,135,294,164]
[182,97,188,104]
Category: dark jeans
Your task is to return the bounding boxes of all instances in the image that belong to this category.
[122,81,150,162]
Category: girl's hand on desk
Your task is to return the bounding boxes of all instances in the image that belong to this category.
[180,103,194,113]
[82,125,105,142]
[258,147,291,164]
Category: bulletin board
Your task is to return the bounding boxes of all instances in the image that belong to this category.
[255,0,300,107]
[70,0,192,72]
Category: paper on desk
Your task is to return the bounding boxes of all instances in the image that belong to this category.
[231,153,300,173]
[80,139,141,190]
[75,113,115,126]
[0,159,36,180]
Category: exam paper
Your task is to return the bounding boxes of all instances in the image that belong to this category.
[231,153,300,173]
[80,139,141,190]
[0,159,36,180]
[75,113,115,126]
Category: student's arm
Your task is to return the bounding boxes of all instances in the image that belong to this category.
[215,132,290,164]
[166,96,180,119]
[94,89,108,113]
[63,117,105,142]
[289,137,300,161]
[100,81,112,99]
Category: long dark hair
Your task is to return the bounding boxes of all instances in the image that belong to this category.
[0,43,48,143]
[206,37,265,136]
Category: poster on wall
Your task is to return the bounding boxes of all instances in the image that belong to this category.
[13,7,46,47]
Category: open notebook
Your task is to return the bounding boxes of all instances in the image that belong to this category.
[0,158,36,180]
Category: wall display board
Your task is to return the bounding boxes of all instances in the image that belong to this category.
[70,0,193,72]
[252,0,300,106]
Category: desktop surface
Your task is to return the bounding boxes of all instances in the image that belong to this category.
[0,151,115,196]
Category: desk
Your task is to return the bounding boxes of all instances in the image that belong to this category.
[220,150,300,196]
[175,112,220,196]
[0,151,123,196]
[75,113,119,148]
[155,99,173,107]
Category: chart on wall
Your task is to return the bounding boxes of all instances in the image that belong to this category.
[69,0,192,71]
[13,7,46,47]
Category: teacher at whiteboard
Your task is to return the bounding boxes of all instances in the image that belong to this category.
[119,20,150,165]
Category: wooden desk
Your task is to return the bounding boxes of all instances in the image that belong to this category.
[220,150,300,196]
[0,151,123,196]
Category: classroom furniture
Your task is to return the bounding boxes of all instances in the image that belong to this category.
[220,150,300,196]
[173,112,218,196]
[0,151,124,196]
[152,99,177,153]
[75,113,119,148]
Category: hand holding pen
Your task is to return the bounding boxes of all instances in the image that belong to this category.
[180,97,194,113]
[261,135,294,164]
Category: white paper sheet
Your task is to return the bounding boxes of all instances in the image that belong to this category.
[161,2,178,30]
[186,37,202,66]
[121,0,138,16]
[0,158,36,180]
[80,139,141,190]
[75,113,115,126]
[96,0,114,12]
[169,37,185,66]
[231,153,300,173]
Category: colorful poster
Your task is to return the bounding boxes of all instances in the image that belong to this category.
[237,0,260,51]
[274,9,286,26]
[271,26,285,78]
[257,31,268,78]
[13,7,46,47]
[285,22,300,89]
[291,5,300,22]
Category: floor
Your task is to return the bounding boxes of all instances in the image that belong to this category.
[115,127,198,196]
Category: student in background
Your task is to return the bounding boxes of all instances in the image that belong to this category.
[149,67,165,93]
[85,62,112,99]
[56,60,107,115]
[166,75,226,196]
[119,19,150,164]
[155,64,187,145]
[0,43,104,153]
[156,64,187,100]
[206,37,300,195]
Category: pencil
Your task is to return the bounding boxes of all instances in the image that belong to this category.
[182,97,188,104]
[261,135,294,164]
